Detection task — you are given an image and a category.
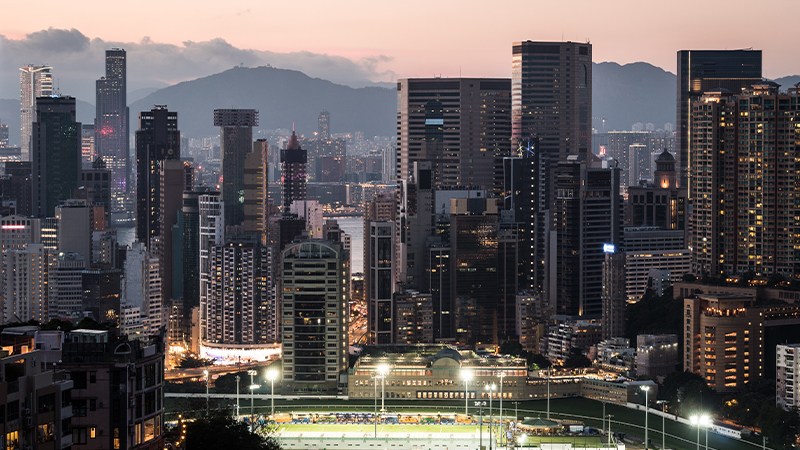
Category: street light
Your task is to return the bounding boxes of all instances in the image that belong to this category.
[498,372,506,431]
[248,370,260,432]
[377,364,389,413]
[475,401,486,450]
[657,400,669,450]
[203,368,210,416]
[461,369,473,417]
[485,384,497,450]
[607,414,614,446]
[641,385,650,449]
[690,414,711,450]
[267,369,278,417]
[546,366,551,419]
[235,375,240,418]
[517,433,527,448]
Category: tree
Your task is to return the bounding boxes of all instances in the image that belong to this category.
[185,413,280,450]
[659,371,720,416]
[179,356,215,369]
[563,348,592,369]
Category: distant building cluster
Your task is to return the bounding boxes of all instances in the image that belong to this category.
[2,39,800,444]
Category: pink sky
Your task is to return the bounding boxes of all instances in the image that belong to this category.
[3,0,797,80]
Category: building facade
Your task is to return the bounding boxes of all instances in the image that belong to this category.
[95,48,129,212]
[280,241,349,395]
[213,109,259,227]
[20,65,53,160]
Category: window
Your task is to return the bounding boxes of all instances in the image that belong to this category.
[90,399,96,411]
[90,427,96,439]
[89,372,97,383]
[73,428,87,444]
[36,423,54,443]
[72,399,88,417]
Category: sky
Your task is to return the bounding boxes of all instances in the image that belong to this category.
[0,0,797,101]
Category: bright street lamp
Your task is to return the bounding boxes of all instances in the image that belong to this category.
[248,370,259,431]
[517,433,527,448]
[485,384,497,450]
[498,372,506,430]
[461,369,473,416]
[377,364,389,413]
[690,414,711,450]
[641,385,650,449]
[203,369,210,416]
[267,369,278,417]
[656,400,669,450]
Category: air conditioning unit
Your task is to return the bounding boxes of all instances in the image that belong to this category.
[129,397,136,407]
[21,408,30,417]
[23,416,32,427]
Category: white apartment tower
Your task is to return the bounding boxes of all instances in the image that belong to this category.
[20,65,53,160]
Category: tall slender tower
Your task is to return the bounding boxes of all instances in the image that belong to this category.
[135,106,179,246]
[95,49,129,211]
[20,66,53,160]
[318,110,330,140]
[512,41,592,209]
[214,109,259,227]
[281,130,307,211]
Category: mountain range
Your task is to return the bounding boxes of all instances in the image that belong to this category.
[1,63,798,147]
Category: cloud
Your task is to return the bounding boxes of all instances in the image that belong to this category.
[0,28,395,103]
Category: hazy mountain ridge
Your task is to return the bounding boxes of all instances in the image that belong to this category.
[129,66,397,139]
[2,64,798,146]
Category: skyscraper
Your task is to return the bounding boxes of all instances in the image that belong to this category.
[244,139,268,242]
[318,110,330,140]
[396,78,512,196]
[214,109,259,227]
[31,96,82,217]
[135,106,179,246]
[363,192,397,344]
[95,48,129,211]
[281,131,307,211]
[198,191,222,343]
[512,41,592,208]
[280,240,349,395]
[553,152,621,318]
[690,82,800,277]
[676,49,761,190]
[20,65,53,161]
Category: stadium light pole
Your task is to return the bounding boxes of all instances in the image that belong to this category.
[248,370,259,432]
[461,369,473,416]
[203,368,209,416]
[607,414,613,446]
[641,385,650,449]
[235,375,240,418]
[373,374,378,438]
[486,384,496,450]
[546,366,551,419]
[657,400,669,450]
[498,372,505,429]
[690,414,710,450]
[377,364,389,413]
[267,369,278,417]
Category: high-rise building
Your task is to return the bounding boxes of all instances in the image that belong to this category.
[281,131,307,211]
[81,123,95,167]
[318,110,330,140]
[20,65,53,160]
[0,162,33,217]
[677,49,762,189]
[198,191,223,342]
[81,268,122,323]
[1,243,54,323]
[363,191,396,344]
[205,234,274,345]
[512,41,592,209]
[690,84,800,276]
[51,252,86,320]
[777,344,800,411]
[553,152,621,318]
[158,160,191,303]
[213,109,259,227]
[393,290,433,344]
[61,332,165,450]
[135,106,179,246]
[280,240,349,395]
[396,78,512,196]
[122,242,163,337]
[81,157,113,228]
[31,96,82,218]
[95,48,129,211]
[55,199,91,267]
[366,220,395,344]
[0,121,8,148]
[244,139,268,242]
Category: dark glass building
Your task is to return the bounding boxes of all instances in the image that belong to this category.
[512,41,592,210]
[31,96,81,217]
[281,130,307,210]
[135,106,179,246]
[213,109,259,227]
[676,49,761,189]
[95,48,128,211]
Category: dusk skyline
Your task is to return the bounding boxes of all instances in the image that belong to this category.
[1,0,797,102]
